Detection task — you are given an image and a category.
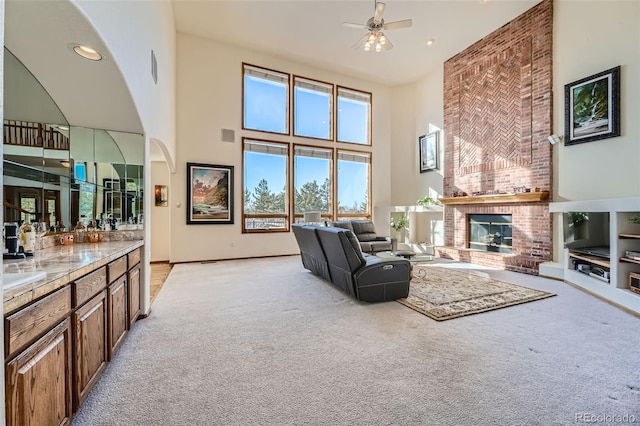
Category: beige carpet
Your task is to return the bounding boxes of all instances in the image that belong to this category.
[398,264,556,321]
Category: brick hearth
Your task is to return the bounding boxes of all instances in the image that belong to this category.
[440,0,553,275]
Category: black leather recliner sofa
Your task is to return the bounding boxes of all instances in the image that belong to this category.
[326,219,397,254]
[292,224,411,303]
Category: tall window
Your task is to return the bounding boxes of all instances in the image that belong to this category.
[293,145,332,220]
[336,87,371,145]
[243,139,289,232]
[337,150,370,218]
[243,64,289,134]
[293,77,333,140]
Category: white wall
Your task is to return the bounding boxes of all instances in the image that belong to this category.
[388,64,445,244]
[150,161,171,262]
[390,68,445,207]
[73,0,177,170]
[551,0,640,262]
[553,0,640,202]
[171,33,393,263]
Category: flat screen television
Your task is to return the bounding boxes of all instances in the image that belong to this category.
[563,212,610,259]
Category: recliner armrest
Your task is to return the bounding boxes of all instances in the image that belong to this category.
[353,256,410,286]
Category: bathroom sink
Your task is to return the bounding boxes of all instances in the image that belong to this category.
[3,271,47,290]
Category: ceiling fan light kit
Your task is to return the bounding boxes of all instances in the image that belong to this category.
[343,1,412,52]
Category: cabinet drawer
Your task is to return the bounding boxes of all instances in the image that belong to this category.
[5,286,71,359]
[127,248,141,268]
[107,256,127,284]
[73,266,107,307]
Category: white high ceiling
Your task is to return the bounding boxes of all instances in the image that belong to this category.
[172,0,540,86]
[3,0,540,140]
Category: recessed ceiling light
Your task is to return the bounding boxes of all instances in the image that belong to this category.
[426,39,435,46]
[73,45,103,61]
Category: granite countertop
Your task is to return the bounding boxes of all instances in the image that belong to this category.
[3,240,144,315]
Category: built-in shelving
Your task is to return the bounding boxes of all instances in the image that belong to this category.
[619,233,640,239]
[546,197,640,315]
[568,252,611,268]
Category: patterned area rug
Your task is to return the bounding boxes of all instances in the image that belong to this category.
[397,265,556,321]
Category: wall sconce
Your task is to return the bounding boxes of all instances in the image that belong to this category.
[548,134,563,145]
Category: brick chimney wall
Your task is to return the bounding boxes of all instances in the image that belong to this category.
[439,0,553,274]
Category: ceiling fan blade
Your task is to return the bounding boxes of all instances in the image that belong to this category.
[383,19,412,30]
[343,22,368,30]
[373,2,386,24]
[351,33,370,50]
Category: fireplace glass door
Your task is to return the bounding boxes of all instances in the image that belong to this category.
[468,214,513,254]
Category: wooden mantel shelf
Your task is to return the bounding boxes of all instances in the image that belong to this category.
[440,191,549,205]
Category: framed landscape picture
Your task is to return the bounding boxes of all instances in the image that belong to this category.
[186,163,234,224]
[419,132,438,173]
[564,66,620,146]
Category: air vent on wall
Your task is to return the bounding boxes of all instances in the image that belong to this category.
[221,129,235,143]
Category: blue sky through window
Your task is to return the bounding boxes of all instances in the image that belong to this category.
[337,97,368,144]
[294,88,330,139]
[244,75,369,210]
[338,160,368,211]
[244,76,287,133]
[244,151,286,195]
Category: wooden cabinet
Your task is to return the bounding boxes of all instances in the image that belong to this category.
[4,244,143,425]
[72,290,108,409]
[5,318,73,426]
[128,264,141,329]
[108,275,128,360]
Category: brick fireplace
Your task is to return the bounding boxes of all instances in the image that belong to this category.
[438,0,553,275]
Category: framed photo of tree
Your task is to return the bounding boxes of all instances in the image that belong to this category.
[564,66,620,146]
[186,163,234,224]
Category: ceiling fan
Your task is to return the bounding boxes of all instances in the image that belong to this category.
[343,1,412,52]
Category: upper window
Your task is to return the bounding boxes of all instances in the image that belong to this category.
[293,145,332,219]
[336,87,371,145]
[293,77,333,140]
[243,64,289,134]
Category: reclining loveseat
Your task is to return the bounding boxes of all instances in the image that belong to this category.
[326,219,396,254]
[292,224,411,303]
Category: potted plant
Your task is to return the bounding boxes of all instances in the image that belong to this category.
[390,215,407,232]
[628,214,640,225]
[390,215,407,243]
[569,212,588,226]
[416,196,441,208]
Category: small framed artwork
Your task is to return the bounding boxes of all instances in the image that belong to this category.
[186,163,234,224]
[154,185,168,207]
[564,66,620,146]
[419,132,438,173]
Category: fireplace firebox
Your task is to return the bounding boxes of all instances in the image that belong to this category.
[468,214,513,254]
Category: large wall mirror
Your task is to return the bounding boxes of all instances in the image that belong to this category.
[3,47,144,232]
